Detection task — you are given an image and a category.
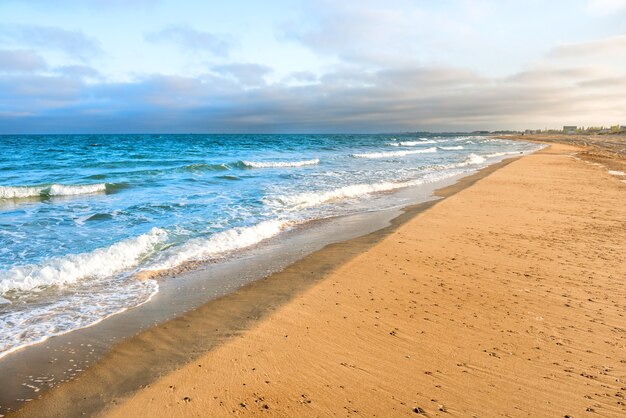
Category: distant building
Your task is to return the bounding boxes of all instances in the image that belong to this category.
[563,126,577,134]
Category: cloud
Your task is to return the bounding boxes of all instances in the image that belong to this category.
[507,67,607,85]
[55,65,102,79]
[0,24,102,60]
[548,35,626,58]
[0,49,47,73]
[1,61,626,134]
[212,63,272,87]
[0,74,83,117]
[145,25,231,56]
[586,0,626,15]
[280,0,475,67]
[285,71,318,84]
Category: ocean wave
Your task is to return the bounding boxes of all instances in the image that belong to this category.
[240,159,320,168]
[268,182,411,208]
[181,163,230,172]
[485,151,522,158]
[0,276,158,359]
[145,220,289,271]
[387,140,436,147]
[0,183,109,199]
[439,146,464,151]
[0,185,45,199]
[462,153,486,165]
[437,153,486,169]
[217,175,242,181]
[48,183,107,196]
[268,168,473,210]
[0,228,167,294]
[351,147,437,159]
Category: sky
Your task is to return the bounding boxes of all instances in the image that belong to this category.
[0,0,625,133]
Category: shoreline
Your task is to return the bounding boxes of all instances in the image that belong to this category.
[100,142,624,416]
[4,152,522,417]
[1,154,490,411]
[501,133,626,174]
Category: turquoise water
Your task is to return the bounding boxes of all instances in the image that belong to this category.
[0,134,540,357]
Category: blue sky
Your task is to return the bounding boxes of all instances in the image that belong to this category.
[1,0,625,133]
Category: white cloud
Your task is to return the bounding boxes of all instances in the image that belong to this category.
[212,63,272,87]
[281,0,475,68]
[0,24,102,61]
[546,35,626,63]
[586,0,626,15]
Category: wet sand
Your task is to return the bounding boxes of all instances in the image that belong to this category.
[11,144,626,417]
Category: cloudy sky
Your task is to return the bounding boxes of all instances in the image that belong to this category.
[1,0,625,133]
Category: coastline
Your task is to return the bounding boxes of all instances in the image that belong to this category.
[9,142,626,416]
[4,152,521,417]
[502,133,626,174]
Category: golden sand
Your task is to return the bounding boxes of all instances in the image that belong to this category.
[95,144,625,417]
[11,143,625,417]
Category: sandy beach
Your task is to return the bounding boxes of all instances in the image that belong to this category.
[11,143,626,417]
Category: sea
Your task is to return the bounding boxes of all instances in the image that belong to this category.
[0,133,541,359]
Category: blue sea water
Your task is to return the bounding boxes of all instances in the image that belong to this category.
[0,133,540,357]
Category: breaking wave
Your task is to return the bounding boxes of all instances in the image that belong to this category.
[0,183,108,199]
[145,220,290,272]
[352,147,437,159]
[266,170,463,210]
[461,153,486,165]
[0,228,167,294]
[241,159,320,168]
[485,151,523,158]
[387,140,436,147]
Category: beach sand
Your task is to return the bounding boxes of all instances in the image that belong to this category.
[12,143,626,417]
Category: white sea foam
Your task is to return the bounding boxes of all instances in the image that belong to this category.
[485,151,522,158]
[439,146,464,151]
[0,183,107,199]
[269,168,474,210]
[458,153,486,166]
[0,185,46,199]
[0,228,167,294]
[387,140,436,147]
[271,182,409,208]
[352,147,437,159]
[242,159,320,168]
[608,170,625,176]
[0,278,158,359]
[146,220,289,271]
[48,183,107,196]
